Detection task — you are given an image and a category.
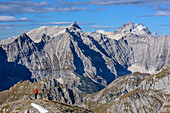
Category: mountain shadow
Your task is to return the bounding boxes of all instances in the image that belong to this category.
[70,40,85,76]
[0,47,32,92]
[87,35,131,77]
[70,33,115,84]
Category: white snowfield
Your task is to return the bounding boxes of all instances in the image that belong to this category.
[56,77,64,84]
[31,103,48,113]
[96,29,105,34]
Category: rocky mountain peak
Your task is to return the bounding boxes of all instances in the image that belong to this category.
[16,32,31,43]
[113,22,134,34]
[71,21,80,28]
[134,23,145,30]
[96,29,105,34]
[123,21,134,27]
[122,22,134,29]
[68,21,82,33]
[112,22,153,38]
[26,22,82,43]
[18,32,29,39]
[132,23,151,35]
[20,33,28,37]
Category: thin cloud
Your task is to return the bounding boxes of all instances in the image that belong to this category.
[138,5,170,17]
[0,23,23,27]
[5,27,12,30]
[0,23,28,31]
[88,25,118,28]
[0,27,12,30]
[91,0,146,6]
[57,0,147,6]
[58,0,163,6]
[90,7,107,12]
[57,0,90,6]
[155,10,170,16]
[45,7,88,12]
[138,11,170,17]
[31,22,91,26]
[36,22,73,25]
[91,0,170,6]
[58,0,170,17]
[1,0,169,17]
[160,24,170,26]
[0,0,89,15]
[0,16,33,22]
[0,22,91,29]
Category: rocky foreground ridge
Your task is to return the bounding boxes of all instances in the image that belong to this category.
[0,77,93,112]
[0,99,93,113]
[0,64,169,113]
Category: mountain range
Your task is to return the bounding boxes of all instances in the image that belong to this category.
[0,22,169,112]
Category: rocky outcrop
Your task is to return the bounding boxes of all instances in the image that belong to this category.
[84,65,170,113]
[0,78,83,106]
[107,65,170,113]
[84,72,151,108]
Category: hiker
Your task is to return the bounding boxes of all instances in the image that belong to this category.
[33,87,39,99]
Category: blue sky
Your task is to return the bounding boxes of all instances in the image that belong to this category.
[0,0,169,41]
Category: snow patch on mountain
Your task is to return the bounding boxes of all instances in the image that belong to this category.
[135,24,145,31]
[27,26,64,43]
[128,64,156,74]
[31,103,48,113]
[56,77,64,84]
[131,23,151,35]
[96,29,105,34]
[95,29,123,40]
[152,32,158,36]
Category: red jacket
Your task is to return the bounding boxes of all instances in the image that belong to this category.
[33,89,39,94]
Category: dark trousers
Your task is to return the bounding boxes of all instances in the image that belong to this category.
[35,93,38,99]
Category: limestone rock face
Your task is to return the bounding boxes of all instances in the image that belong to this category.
[0,45,32,91]
[84,72,151,105]
[0,78,82,106]
[84,65,170,113]
[0,22,169,93]
[107,65,170,113]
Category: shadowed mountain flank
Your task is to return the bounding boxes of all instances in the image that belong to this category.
[70,40,85,76]
[88,35,131,76]
[71,32,115,84]
[0,47,32,91]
